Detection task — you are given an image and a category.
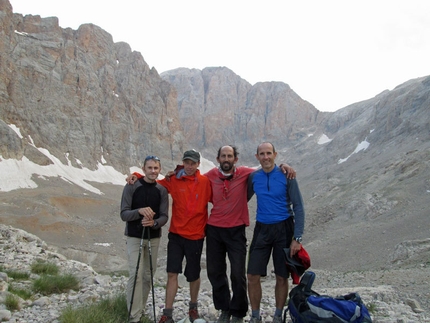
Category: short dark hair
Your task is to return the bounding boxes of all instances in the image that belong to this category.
[144,155,161,167]
[256,142,276,154]
[217,145,239,158]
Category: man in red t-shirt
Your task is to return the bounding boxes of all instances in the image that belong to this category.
[204,145,295,323]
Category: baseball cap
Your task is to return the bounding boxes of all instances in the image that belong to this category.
[182,150,200,162]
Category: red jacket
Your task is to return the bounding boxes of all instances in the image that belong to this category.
[288,247,311,284]
[157,170,212,240]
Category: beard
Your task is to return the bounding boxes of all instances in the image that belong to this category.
[220,161,234,172]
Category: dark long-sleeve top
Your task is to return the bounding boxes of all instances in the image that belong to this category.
[120,177,169,239]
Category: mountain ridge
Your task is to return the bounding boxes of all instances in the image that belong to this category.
[0,1,429,315]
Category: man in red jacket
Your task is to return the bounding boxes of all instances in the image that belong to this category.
[157,150,212,323]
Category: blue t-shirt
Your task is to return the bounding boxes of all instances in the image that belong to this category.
[247,165,305,237]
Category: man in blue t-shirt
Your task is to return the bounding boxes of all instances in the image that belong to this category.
[246,142,305,323]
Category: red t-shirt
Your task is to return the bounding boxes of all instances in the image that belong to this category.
[204,166,255,228]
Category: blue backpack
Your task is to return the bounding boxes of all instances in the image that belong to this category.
[285,271,372,323]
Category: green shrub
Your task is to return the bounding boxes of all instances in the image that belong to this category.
[59,294,130,323]
[31,260,59,275]
[33,274,79,295]
[367,302,377,314]
[5,293,20,311]
[98,270,129,278]
[0,265,30,280]
[8,285,33,300]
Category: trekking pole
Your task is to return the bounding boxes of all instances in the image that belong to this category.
[147,226,157,323]
[128,228,146,323]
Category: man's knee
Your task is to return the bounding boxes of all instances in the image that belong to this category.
[247,274,260,285]
[275,275,288,286]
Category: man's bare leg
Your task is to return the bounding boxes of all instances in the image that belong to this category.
[189,278,200,303]
[247,274,262,310]
[165,272,178,308]
[274,275,288,310]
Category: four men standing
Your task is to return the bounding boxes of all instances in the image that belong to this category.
[121,144,306,323]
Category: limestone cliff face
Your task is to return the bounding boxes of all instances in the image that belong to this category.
[0,0,183,172]
[1,0,430,278]
[162,67,321,162]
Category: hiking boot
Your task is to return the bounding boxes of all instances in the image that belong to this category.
[217,310,230,323]
[158,315,174,323]
[249,317,262,323]
[189,308,200,322]
[230,316,243,323]
[272,316,282,323]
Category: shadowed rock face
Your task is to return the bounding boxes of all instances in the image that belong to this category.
[161,67,322,163]
[0,1,184,172]
[0,2,430,314]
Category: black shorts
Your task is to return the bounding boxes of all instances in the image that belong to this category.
[247,217,294,278]
[166,232,204,282]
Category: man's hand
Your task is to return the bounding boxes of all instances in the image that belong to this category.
[164,170,175,182]
[280,164,296,180]
[289,240,301,257]
[126,174,138,185]
[142,217,155,227]
[138,207,155,220]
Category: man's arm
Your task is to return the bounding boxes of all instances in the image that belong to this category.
[119,184,141,222]
[287,178,305,239]
[242,163,296,179]
[279,163,296,179]
[247,172,256,201]
[153,185,169,229]
[125,172,142,185]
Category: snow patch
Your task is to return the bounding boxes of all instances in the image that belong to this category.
[338,139,370,164]
[318,134,333,145]
[8,124,24,139]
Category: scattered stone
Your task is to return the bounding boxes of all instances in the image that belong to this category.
[0,224,429,323]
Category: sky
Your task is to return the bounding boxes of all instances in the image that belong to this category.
[8,0,430,112]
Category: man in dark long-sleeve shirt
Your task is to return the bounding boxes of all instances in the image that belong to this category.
[120,155,169,323]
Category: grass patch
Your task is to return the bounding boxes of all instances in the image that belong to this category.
[367,302,377,314]
[31,260,59,275]
[98,270,129,278]
[0,265,30,280]
[8,285,33,300]
[5,293,20,311]
[33,274,79,295]
[59,294,130,323]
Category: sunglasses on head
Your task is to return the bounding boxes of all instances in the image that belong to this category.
[145,155,160,161]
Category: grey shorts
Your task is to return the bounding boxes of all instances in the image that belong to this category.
[247,217,294,278]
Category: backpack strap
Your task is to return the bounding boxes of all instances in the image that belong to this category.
[300,271,316,293]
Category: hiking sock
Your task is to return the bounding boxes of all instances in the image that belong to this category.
[163,308,173,317]
[274,308,282,317]
[251,309,260,318]
[189,302,198,309]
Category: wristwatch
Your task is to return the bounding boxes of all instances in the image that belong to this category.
[294,236,302,243]
[152,220,158,228]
